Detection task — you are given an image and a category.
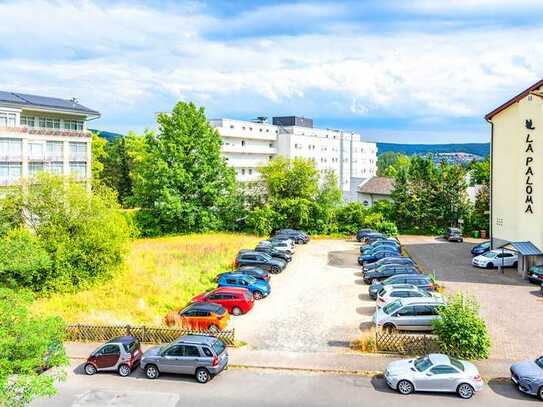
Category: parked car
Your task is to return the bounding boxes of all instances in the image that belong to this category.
[445,227,464,242]
[217,273,271,300]
[362,256,416,273]
[275,229,309,244]
[266,239,295,255]
[369,274,435,300]
[360,239,400,254]
[270,235,295,248]
[177,302,230,331]
[235,251,286,274]
[364,232,387,244]
[376,284,440,308]
[527,265,543,285]
[510,355,543,400]
[191,287,255,316]
[472,249,518,269]
[361,246,400,260]
[471,241,491,256]
[253,245,292,262]
[385,354,483,399]
[84,336,142,377]
[217,266,270,282]
[360,249,400,265]
[141,335,228,383]
[372,297,445,331]
[363,264,418,284]
[356,228,376,242]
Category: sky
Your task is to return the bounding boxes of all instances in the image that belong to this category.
[1,0,543,144]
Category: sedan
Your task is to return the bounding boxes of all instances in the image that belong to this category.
[363,256,416,273]
[356,228,376,242]
[363,265,418,284]
[510,355,543,400]
[527,265,543,285]
[471,241,491,256]
[385,354,483,399]
[472,249,518,269]
[369,274,435,300]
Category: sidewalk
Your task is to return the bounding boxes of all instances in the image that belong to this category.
[65,342,513,379]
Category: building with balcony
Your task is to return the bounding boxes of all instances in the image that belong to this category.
[210,116,377,197]
[0,91,100,186]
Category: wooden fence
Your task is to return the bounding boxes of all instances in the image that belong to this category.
[65,324,236,346]
[376,331,440,355]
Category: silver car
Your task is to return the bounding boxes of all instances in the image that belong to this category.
[385,354,483,399]
[141,335,228,383]
[376,284,440,308]
[373,297,445,331]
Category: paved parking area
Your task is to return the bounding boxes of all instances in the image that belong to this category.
[229,239,375,352]
[401,235,543,361]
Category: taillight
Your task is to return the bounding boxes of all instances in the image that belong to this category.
[212,356,219,367]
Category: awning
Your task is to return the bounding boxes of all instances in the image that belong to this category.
[508,241,543,256]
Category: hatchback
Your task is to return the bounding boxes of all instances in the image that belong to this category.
[446,227,463,242]
[385,354,483,399]
[527,265,543,285]
[363,265,418,284]
[376,284,440,308]
[373,297,445,331]
[84,336,142,377]
[141,335,228,383]
[472,249,518,269]
[217,273,271,300]
[253,245,292,263]
[362,256,415,273]
[235,251,286,274]
[191,287,255,316]
[176,302,230,331]
[369,274,434,300]
[217,266,270,282]
[364,232,387,244]
[360,238,400,253]
[275,229,309,244]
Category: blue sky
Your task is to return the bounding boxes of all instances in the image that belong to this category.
[2,0,543,143]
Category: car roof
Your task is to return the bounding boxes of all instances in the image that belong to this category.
[175,335,217,345]
[211,287,249,294]
[429,353,451,365]
[239,251,263,256]
[382,284,418,291]
[388,273,429,279]
[186,302,225,312]
[398,297,444,305]
[107,335,137,344]
[488,249,516,254]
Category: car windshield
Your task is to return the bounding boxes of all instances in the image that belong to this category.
[383,300,402,315]
[213,340,226,355]
[414,356,433,372]
[483,252,497,258]
[535,356,543,369]
[450,358,465,371]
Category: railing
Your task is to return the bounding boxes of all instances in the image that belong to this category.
[65,324,236,346]
[0,126,89,138]
[376,330,439,355]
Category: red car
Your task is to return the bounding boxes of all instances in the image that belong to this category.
[191,287,255,316]
[84,336,142,377]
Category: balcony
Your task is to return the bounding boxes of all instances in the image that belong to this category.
[222,145,276,155]
[0,126,89,138]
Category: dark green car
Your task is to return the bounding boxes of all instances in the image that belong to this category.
[527,265,543,284]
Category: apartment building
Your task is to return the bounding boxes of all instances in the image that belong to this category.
[0,91,100,186]
[210,115,377,195]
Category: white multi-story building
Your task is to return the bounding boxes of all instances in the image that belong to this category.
[210,115,377,196]
[0,91,100,186]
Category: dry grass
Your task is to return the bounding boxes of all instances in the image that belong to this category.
[31,233,260,326]
[351,327,378,353]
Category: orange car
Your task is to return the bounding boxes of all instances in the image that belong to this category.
[165,302,230,331]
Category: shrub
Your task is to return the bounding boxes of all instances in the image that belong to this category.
[335,202,367,234]
[433,293,491,359]
[246,205,279,236]
[375,221,398,236]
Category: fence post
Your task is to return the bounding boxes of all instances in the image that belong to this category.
[126,324,131,336]
[142,325,146,343]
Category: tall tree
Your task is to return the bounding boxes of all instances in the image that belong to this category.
[131,101,236,235]
[377,152,410,176]
[91,133,107,180]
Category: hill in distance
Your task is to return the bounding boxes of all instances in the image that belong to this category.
[376,142,489,158]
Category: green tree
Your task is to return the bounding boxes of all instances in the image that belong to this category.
[0,288,68,406]
[377,152,410,177]
[334,202,367,234]
[259,156,319,200]
[131,101,237,235]
[91,133,108,180]
[315,170,343,233]
[469,158,490,186]
[471,184,490,231]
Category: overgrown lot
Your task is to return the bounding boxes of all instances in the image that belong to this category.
[32,233,260,326]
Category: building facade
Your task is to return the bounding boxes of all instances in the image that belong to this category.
[355,176,394,207]
[485,79,543,277]
[0,91,99,186]
[210,116,377,194]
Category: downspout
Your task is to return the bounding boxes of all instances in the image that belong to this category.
[485,117,494,250]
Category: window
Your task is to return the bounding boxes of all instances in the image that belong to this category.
[414,356,433,372]
[0,162,22,183]
[241,140,245,146]
[46,141,63,160]
[123,340,140,353]
[20,115,35,127]
[248,169,253,175]
[28,142,44,160]
[202,347,213,357]
[64,120,84,131]
[430,365,459,375]
[69,142,87,160]
[70,162,87,179]
[229,125,234,129]
[183,345,200,357]
[47,162,63,175]
[241,169,245,175]
[100,344,120,355]
[165,345,184,357]
[38,117,60,129]
[212,340,225,355]
[0,112,16,127]
[29,162,45,176]
[0,139,22,160]
[396,306,415,317]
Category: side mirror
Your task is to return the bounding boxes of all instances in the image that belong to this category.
[426,372,433,377]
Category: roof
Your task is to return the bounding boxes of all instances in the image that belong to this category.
[359,177,395,195]
[0,91,100,116]
[429,354,451,365]
[186,302,224,311]
[508,241,543,256]
[210,286,249,293]
[107,335,136,344]
[175,335,217,345]
[485,79,543,121]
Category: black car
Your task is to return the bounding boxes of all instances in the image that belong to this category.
[254,245,292,262]
[216,266,270,282]
[363,265,418,284]
[368,273,434,299]
[471,241,491,256]
[362,256,415,272]
[275,229,309,244]
[234,251,286,274]
[446,227,463,242]
[356,229,375,242]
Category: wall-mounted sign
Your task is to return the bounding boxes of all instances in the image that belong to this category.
[524,119,535,214]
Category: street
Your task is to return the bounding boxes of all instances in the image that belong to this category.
[33,362,535,407]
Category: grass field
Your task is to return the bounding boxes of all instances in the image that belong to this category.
[31,233,261,326]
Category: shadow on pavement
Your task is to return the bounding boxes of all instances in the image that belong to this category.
[328,250,359,269]
[487,379,535,402]
[327,340,352,349]
[356,306,375,316]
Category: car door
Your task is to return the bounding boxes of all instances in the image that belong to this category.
[177,345,203,374]
[160,344,185,373]
[414,305,435,331]
[392,306,416,330]
[425,365,462,391]
[94,344,121,370]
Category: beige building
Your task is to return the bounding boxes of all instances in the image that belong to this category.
[485,79,543,277]
[356,176,394,207]
[0,91,99,186]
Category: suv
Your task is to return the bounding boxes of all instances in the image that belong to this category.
[84,336,142,377]
[360,249,399,265]
[275,229,309,244]
[176,302,230,331]
[363,257,415,273]
[235,251,286,274]
[217,273,271,300]
[369,274,434,299]
[373,297,445,331]
[363,265,418,284]
[141,335,228,383]
[253,245,292,263]
[446,227,463,242]
[356,229,376,242]
[191,287,255,316]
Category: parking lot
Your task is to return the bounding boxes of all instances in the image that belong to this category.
[229,239,374,352]
[401,235,543,361]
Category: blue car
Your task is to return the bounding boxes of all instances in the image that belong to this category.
[510,356,543,400]
[360,249,399,265]
[360,240,400,254]
[361,244,400,256]
[217,273,271,300]
[471,241,491,256]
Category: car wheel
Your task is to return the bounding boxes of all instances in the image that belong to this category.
[397,380,414,395]
[208,324,219,333]
[231,306,242,316]
[145,364,159,379]
[457,383,474,399]
[84,363,97,375]
[271,266,280,274]
[538,385,543,401]
[253,291,263,300]
[118,364,131,377]
[383,323,396,333]
[195,367,211,383]
[486,262,494,269]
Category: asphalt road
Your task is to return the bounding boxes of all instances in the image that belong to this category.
[33,363,536,407]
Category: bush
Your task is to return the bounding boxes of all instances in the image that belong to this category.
[335,202,367,234]
[374,221,398,236]
[433,293,491,359]
[246,205,278,236]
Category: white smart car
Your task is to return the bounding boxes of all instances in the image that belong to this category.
[472,249,518,269]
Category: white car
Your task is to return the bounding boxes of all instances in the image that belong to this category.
[472,249,518,269]
[376,284,441,308]
[271,240,295,254]
[372,296,445,331]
